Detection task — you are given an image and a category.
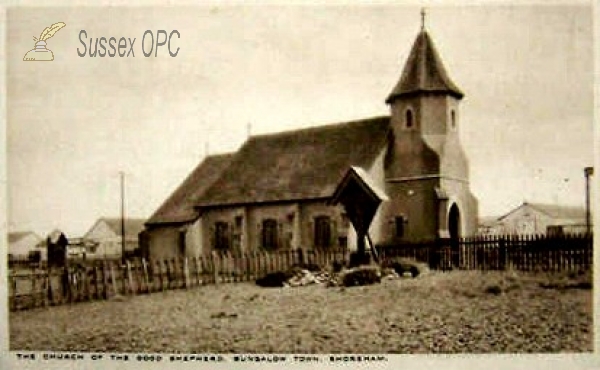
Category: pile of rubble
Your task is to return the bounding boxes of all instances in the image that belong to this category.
[256,265,403,288]
[282,268,332,287]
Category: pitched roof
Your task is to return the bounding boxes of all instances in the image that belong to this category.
[101,218,147,238]
[196,116,391,208]
[8,231,40,244]
[498,202,586,223]
[386,30,463,103]
[146,153,234,225]
[525,202,586,222]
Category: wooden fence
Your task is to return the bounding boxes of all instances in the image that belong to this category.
[378,233,593,272]
[8,234,593,311]
[8,248,348,311]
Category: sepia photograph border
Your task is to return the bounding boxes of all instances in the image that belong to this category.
[2,1,600,369]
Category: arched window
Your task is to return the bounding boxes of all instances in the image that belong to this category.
[406,109,414,128]
[261,219,279,251]
[451,110,456,129]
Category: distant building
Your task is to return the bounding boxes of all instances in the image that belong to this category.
[478,202,588,236]
[144,16,479,260]
[83,218,146,259]
[66,237,97,259]
[8,231,44,261]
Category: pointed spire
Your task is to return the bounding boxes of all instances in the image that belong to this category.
[386,13,464,104]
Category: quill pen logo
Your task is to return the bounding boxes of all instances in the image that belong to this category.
[23,22,66,61]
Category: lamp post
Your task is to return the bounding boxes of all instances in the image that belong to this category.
[584,167,593,235]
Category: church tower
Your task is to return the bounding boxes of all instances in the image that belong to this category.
[382,11,478,242]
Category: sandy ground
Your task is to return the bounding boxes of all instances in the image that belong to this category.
[9,271,592,353]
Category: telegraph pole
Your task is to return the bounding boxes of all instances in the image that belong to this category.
[120,171,126,265]
[584,167,594,235]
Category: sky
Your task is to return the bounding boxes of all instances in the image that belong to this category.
[6,4,594,237]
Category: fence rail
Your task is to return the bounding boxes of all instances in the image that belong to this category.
[8,248,349,311]
[378,233,593,272]
[8,233,593,311]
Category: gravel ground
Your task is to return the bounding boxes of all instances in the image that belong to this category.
[9,271,592,353]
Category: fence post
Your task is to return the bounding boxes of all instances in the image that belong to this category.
[92,265,100,299]
[157,260,164,291]
[183,258,190,289]
[102,262,109,299]
[194,257,202,286]
[212,251,220,284]
[499,237,506,270]
[109,262,119,296]
[172,258,179,288]
[46,267,54,305]
[244,253,251,282]
[141,258,150,293]
[297,248,304,266]
[126,261,134,295]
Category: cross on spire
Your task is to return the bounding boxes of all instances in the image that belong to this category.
[421,8,427,31]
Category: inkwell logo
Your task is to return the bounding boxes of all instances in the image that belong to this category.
[23,22,66,61]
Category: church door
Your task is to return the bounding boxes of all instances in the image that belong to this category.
[448,204,461,267]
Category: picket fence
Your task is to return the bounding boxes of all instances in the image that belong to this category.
[8,233,593,311]
[378,233,593,272]
[8,248,348,311]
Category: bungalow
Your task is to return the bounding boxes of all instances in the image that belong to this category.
[479,202,588,236]
[8,231,44,261]
[83,218,146,259]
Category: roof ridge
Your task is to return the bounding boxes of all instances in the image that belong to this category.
[196,116,391,208]
[248,115,390,140]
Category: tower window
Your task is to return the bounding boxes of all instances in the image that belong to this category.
[451,110,456,129]
[406,109,414,128]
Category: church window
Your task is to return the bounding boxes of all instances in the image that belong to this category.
[178,229,186,257]
[314,216,332,248]
[261,219,279,251]
[214,221,230,251]
[395,216,406,238]
[406,109,414,128]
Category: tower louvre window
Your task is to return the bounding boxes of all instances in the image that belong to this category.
[406,109,414,128]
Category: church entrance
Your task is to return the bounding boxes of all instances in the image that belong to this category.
[448,203,461,267]
[448,203,461,240]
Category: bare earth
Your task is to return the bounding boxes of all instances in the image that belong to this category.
[9,271,592,353]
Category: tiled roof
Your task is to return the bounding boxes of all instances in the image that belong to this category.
[196,116,391,208]
[146,153,234,225]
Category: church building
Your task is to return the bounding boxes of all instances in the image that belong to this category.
[144,17,479,260]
